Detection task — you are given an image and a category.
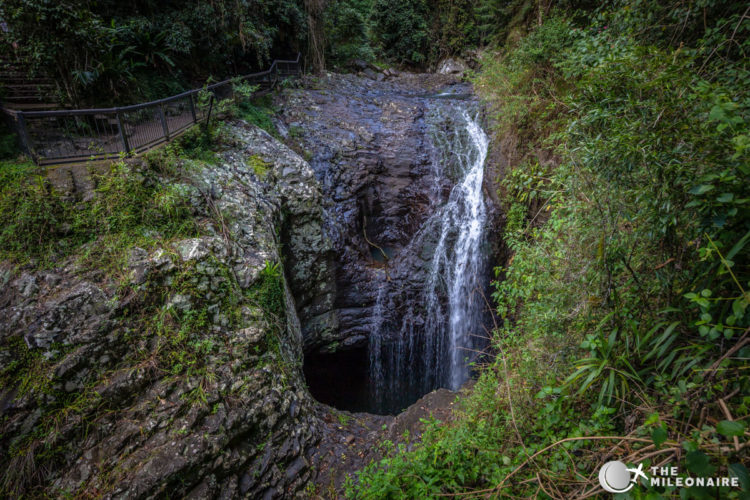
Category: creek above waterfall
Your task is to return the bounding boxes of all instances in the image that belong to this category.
[279,74,496,415]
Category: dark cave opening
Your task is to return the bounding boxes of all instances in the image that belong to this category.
[303,345,373,414]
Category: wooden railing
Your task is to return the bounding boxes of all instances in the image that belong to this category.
[0,54,301,165]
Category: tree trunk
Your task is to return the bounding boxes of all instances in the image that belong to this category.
[305,0,326,73]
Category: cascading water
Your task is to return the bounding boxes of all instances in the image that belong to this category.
[434,109,489,390]
[369,98,490,413]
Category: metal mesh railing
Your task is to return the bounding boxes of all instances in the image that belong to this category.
[0,54,300,165]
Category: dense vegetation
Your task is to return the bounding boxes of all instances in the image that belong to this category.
[351,1,750,498]
[1,0,748,498]
[0,0,548,104]
[0,0,307,104]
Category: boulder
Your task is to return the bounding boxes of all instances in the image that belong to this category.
[436,57,469,76]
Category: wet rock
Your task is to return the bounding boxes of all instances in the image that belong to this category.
[235,326,265,345]
[348,59,369,71]
[361,67,381,81]
[277,73,463,353]
[285,456,307,480]
[21,282,112,350]
[174,237,213,262]
[166,293,192,312]
[383,67,400,78]
[42,272,62,288]
[15,273,39,298]
[150,248,175,272]
[0,120,325,499]
[437,57,469,76]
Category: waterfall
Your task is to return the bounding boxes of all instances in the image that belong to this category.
[369,100,489,412]
[433,110,489,389]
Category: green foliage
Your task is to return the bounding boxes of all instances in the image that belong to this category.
[0,155,199,267]
[249,260,287,336]
[131,71,189,103]
[352,2,750,498]
[124,256,245,384]
[350,365,619,498]
[369,0,429,65]
[336,411,352,426]
[248,155,272,178]
[207,82,281,138]
[0,0,306,105]
[160,124,223,165]
[367,0,485,66]
[474,0,512,46]
[325,0,375,66]
[429,0,479,62]
[236,96,281,138]
[0,160,71,262]
[85,164,193,235]
[514,16,577,67]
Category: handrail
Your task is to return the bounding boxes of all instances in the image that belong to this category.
[0,54,302,165]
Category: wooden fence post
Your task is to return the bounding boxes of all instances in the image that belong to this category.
[115,109,130,153]
[204,95,215,130]
[188,94,197,123]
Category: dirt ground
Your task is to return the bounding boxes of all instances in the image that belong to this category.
[309,385,469,499]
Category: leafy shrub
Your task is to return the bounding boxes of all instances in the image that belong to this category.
[369,0,430,65]
[429,0,480,62]
[513,16,576,68]
[0,159,199,267]
[325,0,375,66]
[0,161,69,261]
[237,99,279,138]
[1,0,306,105]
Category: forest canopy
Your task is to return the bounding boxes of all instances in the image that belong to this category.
[0,0,307,104]
[0,0,578,104]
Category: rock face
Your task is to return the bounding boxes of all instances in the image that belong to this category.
[276,73,498,360]
[436,58,469,76]
[278,73,502,414]
[0,123,327,498]
[278,74,453,353]
[1,73,501,496]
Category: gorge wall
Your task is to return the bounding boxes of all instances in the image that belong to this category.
[277,73,501,413]
[0,71,502,497]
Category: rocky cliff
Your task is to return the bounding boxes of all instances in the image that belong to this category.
[0,122,327,498]
[277,72,472,354]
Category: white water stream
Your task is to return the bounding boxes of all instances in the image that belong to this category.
[369,102,489,411]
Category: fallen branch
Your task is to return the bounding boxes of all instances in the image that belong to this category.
[654,257,675,271]
[706,327,750,383]
[718,398,741,452]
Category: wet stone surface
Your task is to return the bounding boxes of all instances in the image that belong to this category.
[278,73,497,414]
